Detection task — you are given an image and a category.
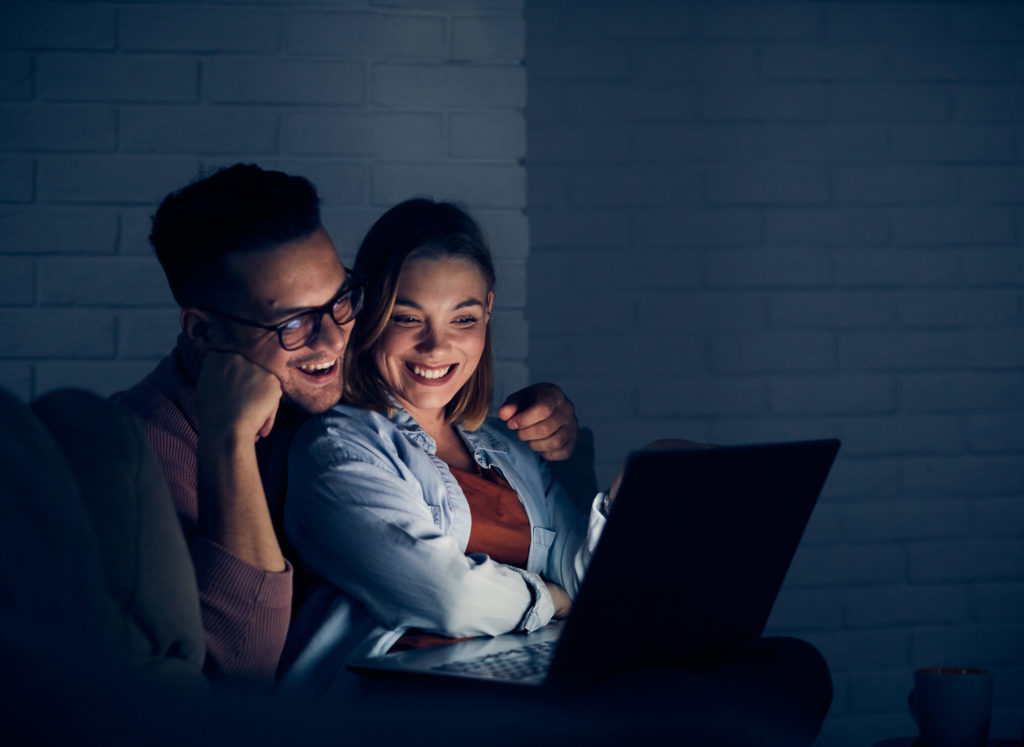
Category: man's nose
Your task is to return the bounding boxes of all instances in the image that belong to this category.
[310,311,349,350]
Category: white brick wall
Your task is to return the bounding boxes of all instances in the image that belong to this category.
[527,2,1024,744]
[0,0,529,403]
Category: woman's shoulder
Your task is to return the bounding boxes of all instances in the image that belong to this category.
[326,402,397,429]
[474,415,515,443]
[475,416,543,464]
[292,404,403,464]
[472,418,556,504]
[297,403,391,437]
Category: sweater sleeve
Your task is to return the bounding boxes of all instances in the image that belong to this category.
[115,384,292,684]
[189,537,292,683]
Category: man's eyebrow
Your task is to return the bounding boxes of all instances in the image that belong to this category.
[267,282,349,320]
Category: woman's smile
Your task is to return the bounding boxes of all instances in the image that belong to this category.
[405,361,457,383]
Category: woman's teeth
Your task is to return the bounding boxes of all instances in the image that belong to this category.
[412,364,452,380]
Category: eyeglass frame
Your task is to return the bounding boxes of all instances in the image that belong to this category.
[198,271,365,351]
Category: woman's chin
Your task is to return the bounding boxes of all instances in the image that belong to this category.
[394,382,465,418]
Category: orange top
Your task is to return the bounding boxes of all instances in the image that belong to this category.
[457,463,531,568]
[388,464,532,652]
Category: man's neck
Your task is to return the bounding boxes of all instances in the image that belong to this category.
[175,333,203,385]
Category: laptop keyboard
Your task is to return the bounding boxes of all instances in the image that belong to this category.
[431,639,557,681]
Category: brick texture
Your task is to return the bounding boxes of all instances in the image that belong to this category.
[0,0,528,404]
[527,2,1024,744]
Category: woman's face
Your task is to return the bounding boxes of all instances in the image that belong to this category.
[374,255,493,423]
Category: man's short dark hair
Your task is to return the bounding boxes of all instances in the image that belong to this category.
[150,163,321,307]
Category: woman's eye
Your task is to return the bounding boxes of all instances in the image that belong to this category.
[391,315,421,326]
[454,316,479,327]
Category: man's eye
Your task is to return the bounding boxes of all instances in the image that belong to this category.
[280,317,305,331]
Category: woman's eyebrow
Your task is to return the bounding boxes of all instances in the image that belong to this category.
[393,297,485,310]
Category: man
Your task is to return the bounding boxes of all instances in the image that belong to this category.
[114,164,582,685]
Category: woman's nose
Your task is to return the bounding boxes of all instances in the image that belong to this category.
[416,324,447,352]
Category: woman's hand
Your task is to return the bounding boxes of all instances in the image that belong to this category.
[545,581,572,619]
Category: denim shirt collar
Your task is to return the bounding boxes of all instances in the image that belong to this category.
[383,394,510,466]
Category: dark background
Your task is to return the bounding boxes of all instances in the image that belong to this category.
[1,1,1022,743]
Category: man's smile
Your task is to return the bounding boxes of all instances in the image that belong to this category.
[295,358,339,379]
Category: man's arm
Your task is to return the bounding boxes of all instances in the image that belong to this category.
[192,351,295,681]
[195,351,285,572]
[131,350,293,683]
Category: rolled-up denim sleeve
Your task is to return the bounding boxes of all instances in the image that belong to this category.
[285,421,552,638]
[504,566,555,631]
[539,459,607,600]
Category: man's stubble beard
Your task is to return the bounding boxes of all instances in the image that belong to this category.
[280,376,345,415]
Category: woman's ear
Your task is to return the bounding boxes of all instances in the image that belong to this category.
[180,308,211,344]
[485,290,494,320]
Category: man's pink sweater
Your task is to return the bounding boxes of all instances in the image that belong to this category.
[113,336,293,684]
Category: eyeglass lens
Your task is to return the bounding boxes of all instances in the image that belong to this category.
[278,285,363,350]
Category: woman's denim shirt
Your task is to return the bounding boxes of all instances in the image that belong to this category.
[281,401,606,693]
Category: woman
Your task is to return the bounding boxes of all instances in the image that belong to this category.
[281,199,608,693]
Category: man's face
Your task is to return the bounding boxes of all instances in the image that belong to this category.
[210,227,351,414]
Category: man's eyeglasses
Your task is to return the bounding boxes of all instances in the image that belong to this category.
[201,273,365,351]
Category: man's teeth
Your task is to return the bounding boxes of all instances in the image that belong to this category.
[298,360,335,373]
[413,364,452,380]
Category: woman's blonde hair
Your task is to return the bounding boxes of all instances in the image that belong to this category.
[343,198,496,430]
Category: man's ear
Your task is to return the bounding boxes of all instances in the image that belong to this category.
[180,308,211,343]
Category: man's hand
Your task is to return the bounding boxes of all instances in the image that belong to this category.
[498,383,579,461]
[197,350,282,442]
[195,350,286,572]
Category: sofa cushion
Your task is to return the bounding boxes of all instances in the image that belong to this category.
[30,388,205,676]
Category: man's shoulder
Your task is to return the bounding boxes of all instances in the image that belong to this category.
[111,351,198,443]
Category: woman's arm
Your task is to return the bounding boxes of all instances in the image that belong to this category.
[284,422,555,639]
[544,581,572,619]
[529,448,608,602]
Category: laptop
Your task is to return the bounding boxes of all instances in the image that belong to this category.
[348,438,840,688]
